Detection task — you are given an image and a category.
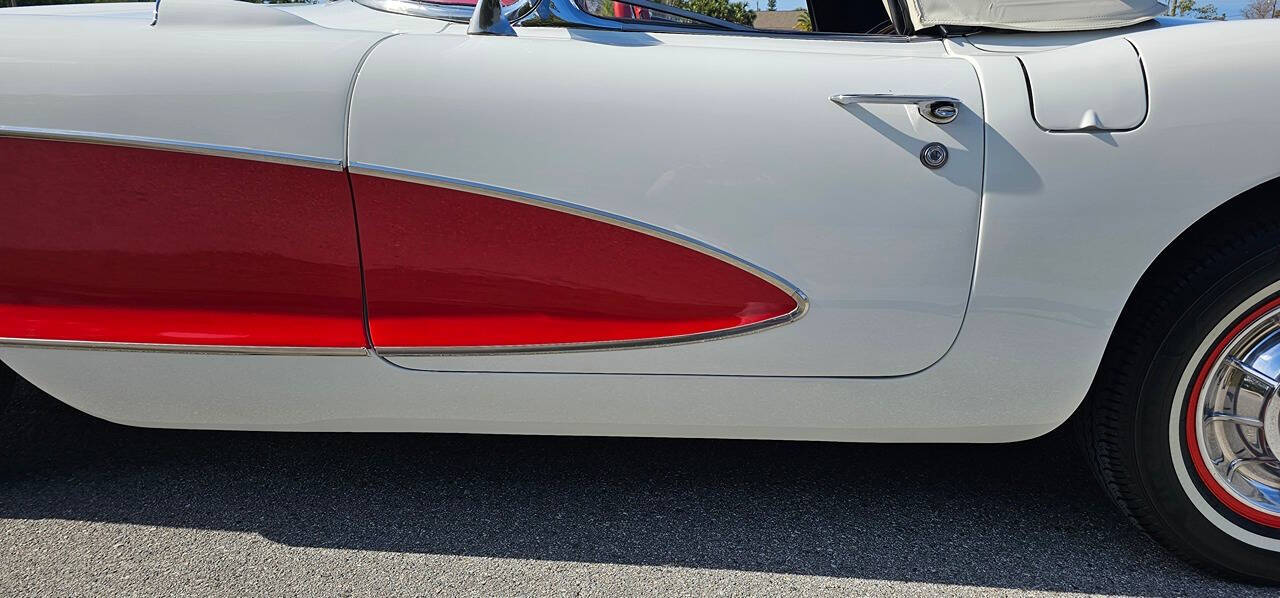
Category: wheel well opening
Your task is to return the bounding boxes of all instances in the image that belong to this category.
[1087,175,1280,407]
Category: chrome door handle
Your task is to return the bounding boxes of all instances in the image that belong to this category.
[830,94,960,124]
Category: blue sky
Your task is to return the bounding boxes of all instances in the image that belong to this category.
[753,0,1258,19]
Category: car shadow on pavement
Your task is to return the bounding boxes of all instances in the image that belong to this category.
[0,380,1268,596]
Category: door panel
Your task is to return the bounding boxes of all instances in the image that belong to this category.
[349,29,984,376]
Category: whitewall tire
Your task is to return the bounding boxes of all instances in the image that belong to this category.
[1080,221,1280,584]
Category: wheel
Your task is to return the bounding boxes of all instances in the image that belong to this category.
[1080,217,1280,584]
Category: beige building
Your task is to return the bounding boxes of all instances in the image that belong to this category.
[752,9,805,30]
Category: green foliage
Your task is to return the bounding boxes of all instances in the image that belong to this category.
[766,0,775,10]
[794,8,811,30]
[668,0,755,26]
[1168,0,1227,20]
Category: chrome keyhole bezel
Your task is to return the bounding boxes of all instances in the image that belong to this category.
[919,142,948,169]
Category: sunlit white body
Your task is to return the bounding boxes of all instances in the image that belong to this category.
[2,0,1278,442]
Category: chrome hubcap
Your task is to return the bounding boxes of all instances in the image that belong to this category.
[1197,306,1280,518]
[1266,391,1280,466]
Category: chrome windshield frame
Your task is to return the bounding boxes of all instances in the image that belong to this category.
[352,0,734,31]
[353,0,534,23]
[351,0,919,40]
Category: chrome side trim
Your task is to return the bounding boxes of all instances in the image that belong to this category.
[347,161,809,356]
[0,126,345,171]
[0,338,368,356]
[377,308,807,356]
[353,0,531,23]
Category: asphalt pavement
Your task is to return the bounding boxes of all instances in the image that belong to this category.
[1,378,1275,596]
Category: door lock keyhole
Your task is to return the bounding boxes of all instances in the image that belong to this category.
[920,142,949,169]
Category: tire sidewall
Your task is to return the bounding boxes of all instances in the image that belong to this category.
[0,361,14,413]
[1135,249,1280,579]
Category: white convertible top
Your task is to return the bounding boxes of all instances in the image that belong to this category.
[900,0,1167,32]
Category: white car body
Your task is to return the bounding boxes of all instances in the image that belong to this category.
[1,0,1279,443]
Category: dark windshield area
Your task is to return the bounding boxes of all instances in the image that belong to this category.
[810,0,898,34]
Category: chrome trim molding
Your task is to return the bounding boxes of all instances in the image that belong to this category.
[348,161,809,356]
[378,308,807,356]
[353,0,531,23]
[0,126,345,171]
[0,338,368,356]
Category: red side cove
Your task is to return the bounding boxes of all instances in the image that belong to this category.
[0,138,365,347]
[351,174,798,348]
